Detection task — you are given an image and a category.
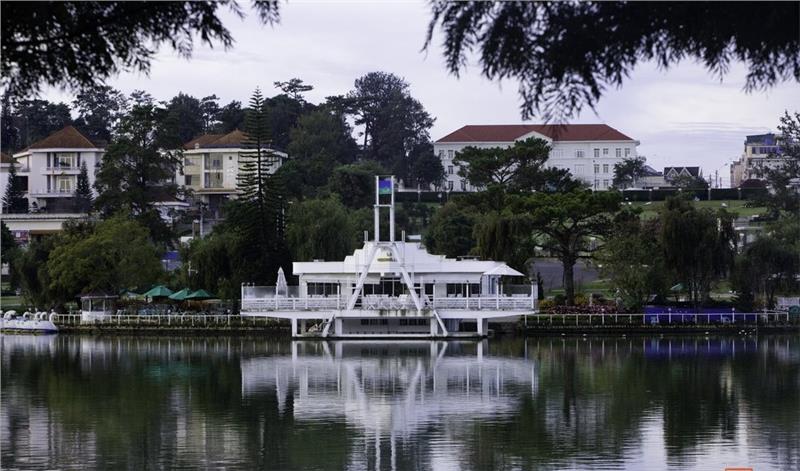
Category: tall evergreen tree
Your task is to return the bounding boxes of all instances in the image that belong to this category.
[228,88,288,284]
[94,92,181,243]
[73,161,92,213]
[2,160,28,213]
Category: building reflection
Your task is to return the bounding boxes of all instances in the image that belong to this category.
[1,335,798,470]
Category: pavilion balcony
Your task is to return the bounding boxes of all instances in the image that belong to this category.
[240,286,537,312]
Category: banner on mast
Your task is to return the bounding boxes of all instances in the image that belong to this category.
[378,177,393,195]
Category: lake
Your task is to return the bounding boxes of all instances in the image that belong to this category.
[2,334,798,470]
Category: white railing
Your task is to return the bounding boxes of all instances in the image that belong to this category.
[28,188,74,197]
[240,293,536,312]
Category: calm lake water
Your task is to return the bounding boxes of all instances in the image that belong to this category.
[1,334,798,470]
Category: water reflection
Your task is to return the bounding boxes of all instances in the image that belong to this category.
[1,335,798,470]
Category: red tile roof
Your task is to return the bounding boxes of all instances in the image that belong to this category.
[436,124,635,143]
[183,130,248,149]
[183,133,224,150]
[29,125,99,149]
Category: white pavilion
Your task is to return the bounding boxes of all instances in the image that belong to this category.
[241,176,537,338]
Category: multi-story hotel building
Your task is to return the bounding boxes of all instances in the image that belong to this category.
[433,124,639,191]
[178,130,287,215]
[10,126,104,213]
[729,133,786,187]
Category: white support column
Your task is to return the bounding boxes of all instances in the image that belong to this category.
[477,316,484,336]
[335,318,343,336]
[300,319,306,334]
[374,175,381,242]
[430,317,438,337]
[389,176,395,242]
[291,318,298,337]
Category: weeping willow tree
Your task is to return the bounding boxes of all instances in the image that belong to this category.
[473,211,533,274]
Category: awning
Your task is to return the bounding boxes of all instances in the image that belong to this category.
[168,288,192,301]
[142,285,174,298]
[483,264,525,277]
[186,289,215,300]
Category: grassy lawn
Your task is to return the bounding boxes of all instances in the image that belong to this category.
[629,199,766,219]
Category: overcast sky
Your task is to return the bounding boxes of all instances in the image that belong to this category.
[42,1,800,186]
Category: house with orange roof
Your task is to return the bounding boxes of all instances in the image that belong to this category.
[433,124,640,191]
[178,129,286,216]
[10,126,104,213]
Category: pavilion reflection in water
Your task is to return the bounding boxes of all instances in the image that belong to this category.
[241,341,538,436]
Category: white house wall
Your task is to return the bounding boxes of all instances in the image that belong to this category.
[434,137,638,191]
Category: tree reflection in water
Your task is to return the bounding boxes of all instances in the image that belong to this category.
[1,335,797,470]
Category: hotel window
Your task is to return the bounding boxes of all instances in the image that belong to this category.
[438,150,444,158]
[615,148,622,158]
[593,148,600,158]
[56,153,76,168]
[447,150,454,159]
[624,148,631,157]
[185,175,194,186]
[603,164,609,173]
[603,179,609,188]
[447,181,453,191]
[603,148,609,155]
[575,149,585,158]
[594,179,599,189]
[57,176,74,192]
[447,165,453,175]
[594,164,600,174]
[460,179,466,191]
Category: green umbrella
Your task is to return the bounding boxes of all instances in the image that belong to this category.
[186,289,215,300]
[168,288,192,301]
[143,285,174,298]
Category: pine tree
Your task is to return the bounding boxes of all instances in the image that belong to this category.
[73,160,93,212]
[229,88,288,283]
[2,160,28,213]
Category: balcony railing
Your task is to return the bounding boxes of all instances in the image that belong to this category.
[241,287,536,312]
[28,188,74,197]
[45,166,80,172]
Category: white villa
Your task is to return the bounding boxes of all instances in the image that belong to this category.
[178,130,287,217]
[434,124,639,192]
[241,176,537,338]
[9,126,104,213]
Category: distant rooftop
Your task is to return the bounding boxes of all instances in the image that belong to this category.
[184,130,249,150]
[436,124,635,143]
[745,133,778,145]
[27,125,100,150]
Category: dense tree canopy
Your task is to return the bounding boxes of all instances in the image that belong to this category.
[612,156,648,189]
[47,216,164,302]
[72,85,127,144]
[424,201,477,258]
[1,98,72,152]
[454,137,581,192]
[281,109,358,200]
[286,197,359,262]
[598,209,669,310]
[344,72,435,180]
[93,92,181,243]
[1,1,281,100]
[512,190,622,304]
[660,197,736,306]
[426,1,800,121]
